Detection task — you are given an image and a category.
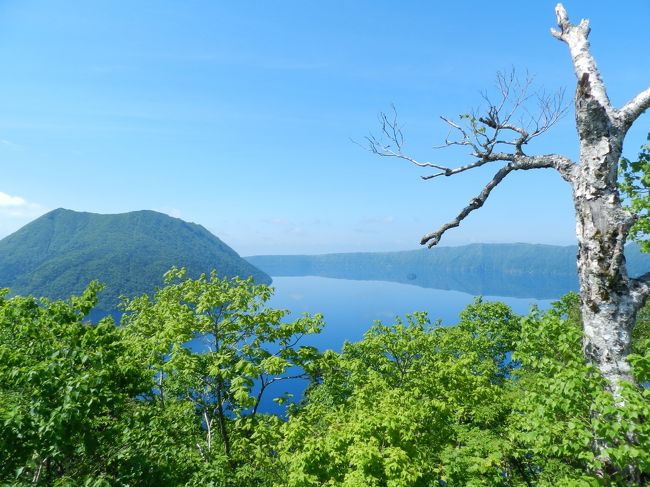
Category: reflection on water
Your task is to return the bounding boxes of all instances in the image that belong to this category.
[267,276,553,352]
[248,275,554,413]
[246,245,594,300]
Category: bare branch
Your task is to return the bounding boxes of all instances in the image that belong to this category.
[421,152,517,180]
[362,74,571,252]
[551,3,613,117]
[440,71,566,159]
[367,139,451,172]
[366,71,567,184]
[420,155,576,247]
[437,116,479,152]
[364,108,452,172]
[618,86,650,129]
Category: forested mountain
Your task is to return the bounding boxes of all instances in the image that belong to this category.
[247,243,650,298]
[0,209,271,312]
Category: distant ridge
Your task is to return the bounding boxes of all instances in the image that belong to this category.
[246,243,650,299]
[0,209,271,312]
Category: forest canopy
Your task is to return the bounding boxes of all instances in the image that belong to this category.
[1,271,648,486]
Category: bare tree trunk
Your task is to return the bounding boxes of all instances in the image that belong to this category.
[203,410,213,456]
[367,4,650,483]
[573,177,637,393]
[368,4,650,394]
[558,4,645,394]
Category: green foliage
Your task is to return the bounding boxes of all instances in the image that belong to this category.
[279,296,649,486]
[0,283,147,484]
[280,301,524,486]
[0,270,322,485]
[509,294,649,484]
[620,134,650,251]
[0,209,271,313]
[632,297,650,357]
[1,276,648,485]
[119,267,323,484]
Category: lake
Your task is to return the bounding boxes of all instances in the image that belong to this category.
[267,275,554,351]
[251,275,554,412]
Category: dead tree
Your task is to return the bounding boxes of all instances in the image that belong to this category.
[368,4,650,395]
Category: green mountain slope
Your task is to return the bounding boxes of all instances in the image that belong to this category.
[246,243,650,299]
[0,209,271,311]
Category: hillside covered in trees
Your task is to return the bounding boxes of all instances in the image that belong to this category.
[247,244,650,298]
[0,209,271,313]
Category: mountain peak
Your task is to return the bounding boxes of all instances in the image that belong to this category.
[0,209,271,312]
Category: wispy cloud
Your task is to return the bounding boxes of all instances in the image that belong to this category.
[354,215,397,234]
[262,217,307,235]
[161,50,329,72]
[0,138,20,150]
[359,216,396,225]
[0,192,47,240]
[0,192,45,218]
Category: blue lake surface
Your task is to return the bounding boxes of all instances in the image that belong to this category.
[267,276,553,351]
[250,275,554,413]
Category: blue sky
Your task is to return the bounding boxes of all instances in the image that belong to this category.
[0,1,648,255]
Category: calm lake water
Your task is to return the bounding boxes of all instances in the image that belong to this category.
[267,276,553,351]
[248,275,554,413]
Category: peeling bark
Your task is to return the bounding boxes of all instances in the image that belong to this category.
[367,4,650,398]
[366,3,650,482]
[553,4,648,394]
[573,182,637,390]
[372,4,650,395]
[421,5,650,394]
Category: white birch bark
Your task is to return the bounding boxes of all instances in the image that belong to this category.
[369,4,650,395]
[552,4,650,393]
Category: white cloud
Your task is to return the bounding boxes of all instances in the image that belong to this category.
[353,215,398,234]
[0,192,47,239]
[0,192,27,207]
[0,192,45,219]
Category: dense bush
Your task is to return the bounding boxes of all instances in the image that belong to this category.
[0,274,648,485]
